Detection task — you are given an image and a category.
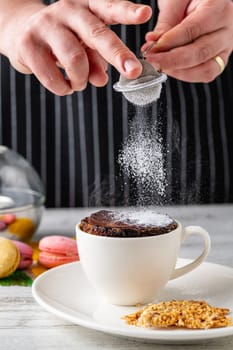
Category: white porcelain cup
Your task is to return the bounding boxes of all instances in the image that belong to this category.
[76,222,211,306]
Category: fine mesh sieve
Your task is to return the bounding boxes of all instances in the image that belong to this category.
[113,59,167,106]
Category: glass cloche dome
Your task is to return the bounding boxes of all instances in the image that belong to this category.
[0,146,45,241]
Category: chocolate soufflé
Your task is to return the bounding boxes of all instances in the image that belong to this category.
[79,210,178,237]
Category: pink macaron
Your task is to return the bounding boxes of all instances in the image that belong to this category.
[12,240,33,270]
[38,235,79,268]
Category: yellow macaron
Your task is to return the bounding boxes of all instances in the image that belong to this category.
[0,237,20,278]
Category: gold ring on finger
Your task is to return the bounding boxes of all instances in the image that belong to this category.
[213,55,225,74]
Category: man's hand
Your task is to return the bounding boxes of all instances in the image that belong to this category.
[142,0,233,82]
[0,0,152,95]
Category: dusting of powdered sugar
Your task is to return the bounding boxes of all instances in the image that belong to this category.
[112,210,173,227]
[118,107,167,206]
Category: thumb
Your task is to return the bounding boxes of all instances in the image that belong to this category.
[147,0,190,41]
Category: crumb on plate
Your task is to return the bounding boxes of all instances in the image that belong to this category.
[122,300,232,329]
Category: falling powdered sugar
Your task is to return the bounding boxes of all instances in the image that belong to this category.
[118,107,167,206]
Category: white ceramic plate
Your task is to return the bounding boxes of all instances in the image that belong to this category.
[32,259,233,344]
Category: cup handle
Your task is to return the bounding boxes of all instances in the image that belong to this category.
[170,226,211,280]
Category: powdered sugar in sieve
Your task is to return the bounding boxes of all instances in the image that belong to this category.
[113,59,167,106]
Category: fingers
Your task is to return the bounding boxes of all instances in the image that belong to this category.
[64,7,142,79]
[46,27,89,91]
[146,27,231,83]
[10,60,33,75]
[142,0,233,83]
[146,29,228,71]
[147,0,231,52]
[23,43,73,96]
[163,51,228,83]
[86,48,108,87]
[149,0,190,41]
[89,0,152,25]
[61,0,152,79]
[8,0,153,94]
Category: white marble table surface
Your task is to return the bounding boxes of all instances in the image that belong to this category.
[1,205,233,350]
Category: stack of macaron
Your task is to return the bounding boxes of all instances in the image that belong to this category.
[38,235,79,268]
[0,235,79,280]
[0,238,33,278]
